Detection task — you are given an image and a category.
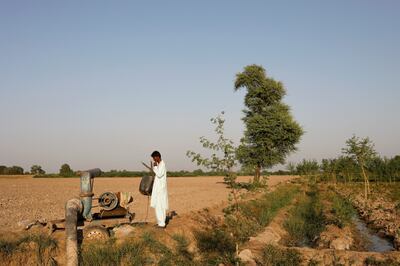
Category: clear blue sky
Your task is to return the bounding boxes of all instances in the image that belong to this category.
[1,1,399,173]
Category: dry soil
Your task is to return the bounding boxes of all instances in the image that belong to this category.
[0,175,294,231]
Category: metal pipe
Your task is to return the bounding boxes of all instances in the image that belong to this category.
[66,168,101,266]
[65,198,83,266]
[80,168,101,221]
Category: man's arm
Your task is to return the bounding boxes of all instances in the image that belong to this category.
[153,162,166,178]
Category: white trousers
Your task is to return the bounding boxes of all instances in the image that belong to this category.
[155,205,166,227]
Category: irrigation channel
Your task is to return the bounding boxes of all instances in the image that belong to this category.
[283,182,396,252]
[352,214,395,252]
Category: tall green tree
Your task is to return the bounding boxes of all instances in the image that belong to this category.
[234,65,303,182]
[342,135,376,200]
[59,163,74,177]
[31,165,45,176]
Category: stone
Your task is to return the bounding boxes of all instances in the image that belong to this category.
[330,237,351,250]
[238,249,256,266]
[113,224,135,239]
[249,227,281,245]
[17,219,33,229]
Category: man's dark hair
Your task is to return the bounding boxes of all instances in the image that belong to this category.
[151,151,161,158]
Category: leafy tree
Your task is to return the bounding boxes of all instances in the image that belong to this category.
[335,156,358,183]
[59,163,74,177]
[0,165,6,175]
[186,112,237,186]
[286,162,296,174]
[31,165,45,176]
[388,155,400,182]
[342,135,376,200]
[234,65,303,182]
[296,159,319,182]
[321,158,337,183]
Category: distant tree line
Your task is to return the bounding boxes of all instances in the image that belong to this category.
[291,155,400,183]
[288,136,400,184]
[0,165,24,175]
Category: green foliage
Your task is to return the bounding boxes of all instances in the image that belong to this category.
[260,245,303,266]
[81,239,147,266]
[0,233,58,265]
[342,135,377,199]
[330,194,356,228]
[0,165,24,175]
[284,185,325,247]
[364,256,400,266]
[0,165,7,175]
[342,135,377,167]
[186,112,237,184]
[21,233,58,266]
[234,64,303,180]
[81,232,198,266]
[239,185,299,228]
[31,165,46,176]
[286,162,296,174]
[59,163,75,177]
[296,159,319,176]
[193,184,299,264]
[193,210,237,265]
[171,234,195,262]
[0,238,19,256]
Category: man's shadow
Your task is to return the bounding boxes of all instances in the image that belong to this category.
[165,210,178,226]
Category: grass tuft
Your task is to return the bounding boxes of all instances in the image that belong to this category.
[284,184,325,247]
[260,244,302,266]
[364,256,400,266]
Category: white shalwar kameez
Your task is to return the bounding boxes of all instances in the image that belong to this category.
[150,160,169,227]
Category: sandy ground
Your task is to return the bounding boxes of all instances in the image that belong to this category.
[0,175,294,230]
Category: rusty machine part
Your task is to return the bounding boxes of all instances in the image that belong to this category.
[98,191,119,211]
[83,225,110,241]
[64,168,136,266]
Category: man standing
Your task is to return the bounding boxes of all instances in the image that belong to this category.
[150,151,169,228]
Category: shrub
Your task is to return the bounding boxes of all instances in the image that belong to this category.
[81,236,150,266]
[364,256,400,266]
[330,194,356,228]
[0,238,19,257]
[0,233,58,265]
[260,244,302,266]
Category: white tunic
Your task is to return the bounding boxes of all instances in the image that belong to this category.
[150,160,169,210]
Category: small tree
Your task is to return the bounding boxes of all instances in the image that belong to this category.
[59,163,74,177]
[186,112,237,187]
[342,135,376,200]
[286,162,296,175]
[335,156,358,183]
[31,165,45,176]
[234,65,303,182]
[296,159,320,182]
[388,155,400,182]
[186,112,244,264]
[321,158,338,184]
